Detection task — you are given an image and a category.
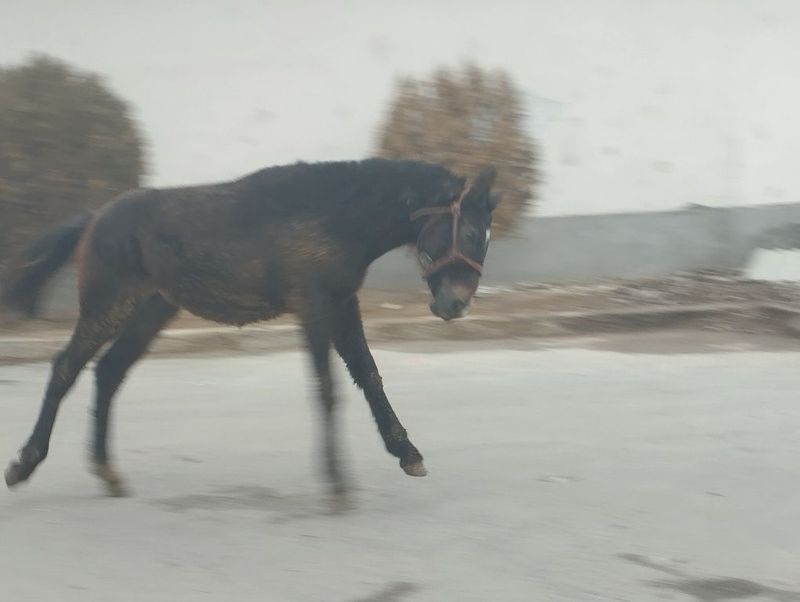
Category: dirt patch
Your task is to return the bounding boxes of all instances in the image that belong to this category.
[3,269,799,334]
[3,270,800,365]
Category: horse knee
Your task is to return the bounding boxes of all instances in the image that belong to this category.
[366,371,383,391]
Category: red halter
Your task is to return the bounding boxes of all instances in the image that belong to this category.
[410,186,484,278]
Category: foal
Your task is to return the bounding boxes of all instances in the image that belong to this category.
[2,159,499,498]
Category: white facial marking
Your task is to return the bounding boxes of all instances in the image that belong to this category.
[485,227,491,248]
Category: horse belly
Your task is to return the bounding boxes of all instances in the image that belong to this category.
[162,272,285,326]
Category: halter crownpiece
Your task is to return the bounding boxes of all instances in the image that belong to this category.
[410,183,484,278]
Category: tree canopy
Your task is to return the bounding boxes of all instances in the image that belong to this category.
[375,64,537,236]
[0,55,145,262]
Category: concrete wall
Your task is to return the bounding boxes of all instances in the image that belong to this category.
[28,202,800,318]
[365,203,800,289]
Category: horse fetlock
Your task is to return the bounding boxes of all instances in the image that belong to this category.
[385,435,416,458]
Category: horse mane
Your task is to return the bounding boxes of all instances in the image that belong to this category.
[235,158,464,218]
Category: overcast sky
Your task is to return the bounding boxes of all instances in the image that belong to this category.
[3,1,800,215]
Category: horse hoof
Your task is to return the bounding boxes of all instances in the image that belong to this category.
[325,491,355,515]
[104,479,129,498]
[91,464,129,497]
[4,461,22,488]
[401,461,427,477]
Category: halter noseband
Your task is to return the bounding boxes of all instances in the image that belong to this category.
[410,185,484,278]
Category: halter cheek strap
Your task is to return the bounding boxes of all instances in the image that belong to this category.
[410,186,484,278]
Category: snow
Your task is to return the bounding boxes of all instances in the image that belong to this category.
[1,336,799,600]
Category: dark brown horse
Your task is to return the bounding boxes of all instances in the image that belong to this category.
[2,158,499,499]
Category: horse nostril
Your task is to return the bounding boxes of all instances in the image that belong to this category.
[450,298,467,314]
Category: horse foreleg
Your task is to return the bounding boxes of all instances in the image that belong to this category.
[298,292,350,503]
[332,296,426,477]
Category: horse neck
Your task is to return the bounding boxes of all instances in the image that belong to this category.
[355,205,415,268]
[356,174,454,267]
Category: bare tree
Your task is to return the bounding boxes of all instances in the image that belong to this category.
[375,63,537,236]
[0,54,145,263]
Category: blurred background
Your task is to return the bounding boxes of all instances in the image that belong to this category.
[3,0,800,314]
[3,2,800,600]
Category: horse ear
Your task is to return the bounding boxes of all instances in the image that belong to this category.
[472,166,497,194]
[464,166,498,212]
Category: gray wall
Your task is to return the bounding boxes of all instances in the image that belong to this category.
[29,202,800,318]
[365,203,800,289]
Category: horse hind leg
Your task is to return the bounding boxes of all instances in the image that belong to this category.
[4,267,143,489]
[91,294,178,496]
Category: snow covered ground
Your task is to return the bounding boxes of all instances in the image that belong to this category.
[745,249,800,283]
[1,333,799,601]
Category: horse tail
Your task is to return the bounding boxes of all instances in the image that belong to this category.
[1,211,93,317]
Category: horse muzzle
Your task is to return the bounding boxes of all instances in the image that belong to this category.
[430,296,470,321]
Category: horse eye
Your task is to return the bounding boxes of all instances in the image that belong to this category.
[418,252,433,268]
